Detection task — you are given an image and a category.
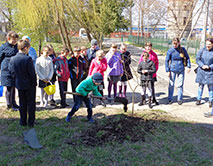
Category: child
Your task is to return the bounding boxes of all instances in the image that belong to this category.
[88,50,107,106]
[54,48,70,108]
[119,43,133,98]
[87,39,100,66]
[65,72,104,123]
[68,46,86,102]
[105,44,123,101]
[35,46,54,108]
[0,31,19,110]
[139,42,159,105]
[137,51,156,108]
[9,40,37,127]
[81,46,89,80]
[47,44,57,106]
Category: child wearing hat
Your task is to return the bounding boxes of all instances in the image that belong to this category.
[65,72,104,123]
[137,51,156,108]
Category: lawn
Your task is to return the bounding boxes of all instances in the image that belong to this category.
[0,106,212,166]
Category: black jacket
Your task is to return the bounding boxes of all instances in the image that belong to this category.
[0,42,18,86]
[137,59,156,81]
[68,56,86,79]
[9,52,37,90]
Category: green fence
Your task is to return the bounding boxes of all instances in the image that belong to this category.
[127,35,200,57]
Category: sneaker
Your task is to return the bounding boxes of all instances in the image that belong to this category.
[11,107,19,111]
[65,116,71,122]
[196,100,201,106]
[178,100,183,105]
[12,104,19,109]
[88,118,94,123]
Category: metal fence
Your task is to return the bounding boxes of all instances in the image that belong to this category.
[127,35,201,57]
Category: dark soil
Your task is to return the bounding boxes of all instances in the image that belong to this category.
[66,114,158,146]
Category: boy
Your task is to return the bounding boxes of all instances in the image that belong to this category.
[9,40,37,127]
[0,31,19,110]
[68,46,86,102]
[80,46,89,80]
[65,72,104,123]
[137,51,156,108]
[55,48,70,108]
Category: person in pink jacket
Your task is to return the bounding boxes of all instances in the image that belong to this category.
[139,42,159,105]
[89,50,107,106]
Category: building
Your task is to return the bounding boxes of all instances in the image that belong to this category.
[167,0,193,39]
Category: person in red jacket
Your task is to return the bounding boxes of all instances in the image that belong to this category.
[139,42,159,105]
[55,48,70,108]
[88,50,107,106]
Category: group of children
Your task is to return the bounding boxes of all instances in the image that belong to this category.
[0,31,159,126]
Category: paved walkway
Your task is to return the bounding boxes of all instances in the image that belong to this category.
[0,41,213,126]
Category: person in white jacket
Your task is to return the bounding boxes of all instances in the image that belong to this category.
[35,46,54,108]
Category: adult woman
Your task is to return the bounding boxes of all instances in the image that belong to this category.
[165,37,191,105]
[195,38,213,107]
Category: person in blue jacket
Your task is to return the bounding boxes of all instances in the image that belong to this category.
[0,31,19,110]
[22,35,37,67]
[165,37,191,105]
[195,38,213,107]
[87,39,100,66]
[9,40,37,127]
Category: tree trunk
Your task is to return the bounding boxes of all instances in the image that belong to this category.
[86,29,92,42]
[38,38,42,57]
[62,19,73,54]
[130,6,133,36]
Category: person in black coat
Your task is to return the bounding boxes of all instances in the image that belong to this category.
[0,31,19,110]
[137,51,156,108]
[9,40,37,127]
[119,43,133,98]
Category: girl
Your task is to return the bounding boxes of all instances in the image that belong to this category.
[35,46,54,108]
[105,44,123,102]
[88,50,107,106]
[137,51,156,108]
[119,43,133,98]
[139,42,159,105]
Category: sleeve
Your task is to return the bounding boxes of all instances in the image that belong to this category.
[92,86,102,97]
[99,58,107,72]
[0,44,5,67]
[47,60,54,80]
[27,58,37,86]
[88,59,95,76]
[35,59,45,80]
[29,47,37,65]
[54,59,62,76]
[153,52,159,72]
[139,54,143,64]
[165,49,171,72]
[196,48,205,68]
[148,61,156,74]
[137,63,142,74]
[8,57,15,78]
[183,47,191,68]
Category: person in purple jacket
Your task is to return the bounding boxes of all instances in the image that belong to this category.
[105,44,123,102]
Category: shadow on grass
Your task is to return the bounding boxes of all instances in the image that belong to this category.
[0,110,213,166]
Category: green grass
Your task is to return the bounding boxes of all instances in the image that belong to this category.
[0,108,212,166]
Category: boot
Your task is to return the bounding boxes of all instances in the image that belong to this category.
[148,97,152,108]
[138,95,145,106]
[119,85,122,97]
[152,97,159,105]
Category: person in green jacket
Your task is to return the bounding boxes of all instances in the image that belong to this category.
[65,72,104,123]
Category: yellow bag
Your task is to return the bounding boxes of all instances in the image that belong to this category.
[44,82,56,95]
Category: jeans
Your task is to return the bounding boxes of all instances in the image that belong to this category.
[197,84,213,102]
[168,71,185,101]
[67,95,92,120]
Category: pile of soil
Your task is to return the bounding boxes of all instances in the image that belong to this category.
[67,114,157,146]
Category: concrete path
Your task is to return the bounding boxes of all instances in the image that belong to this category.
[0,39,212,126]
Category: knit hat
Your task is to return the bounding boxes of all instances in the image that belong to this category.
[22,35,31,42]
[92,73,103,83]
[91,39,98,46]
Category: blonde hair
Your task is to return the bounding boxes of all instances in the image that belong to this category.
[96,50,104,57]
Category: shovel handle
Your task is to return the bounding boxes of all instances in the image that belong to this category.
[64,91,104,100]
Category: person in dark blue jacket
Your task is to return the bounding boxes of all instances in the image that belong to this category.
[0,31,19,110]
[9,40,37,127]
[195,38,213,107]
[87,39,100,66]
[165,37,191,105]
